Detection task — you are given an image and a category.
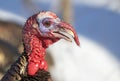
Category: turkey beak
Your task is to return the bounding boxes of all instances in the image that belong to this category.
[53,22,80,46]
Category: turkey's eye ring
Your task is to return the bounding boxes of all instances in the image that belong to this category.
[43,21,51,27]
[42,18,53,28]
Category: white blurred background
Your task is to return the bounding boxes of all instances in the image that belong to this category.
[0,0,120,81]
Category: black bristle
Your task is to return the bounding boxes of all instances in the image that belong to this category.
[21,70,52,81]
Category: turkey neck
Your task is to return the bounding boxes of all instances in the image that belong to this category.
[23,29,55,76]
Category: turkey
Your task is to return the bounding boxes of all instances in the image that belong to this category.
[1,11,80,81]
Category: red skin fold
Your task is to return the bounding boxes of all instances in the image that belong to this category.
[26,36,56,75]
[27,37,46,75]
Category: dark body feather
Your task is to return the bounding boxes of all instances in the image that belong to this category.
[1,52,52,81]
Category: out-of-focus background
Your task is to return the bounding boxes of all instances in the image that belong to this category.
[0,0,120,81]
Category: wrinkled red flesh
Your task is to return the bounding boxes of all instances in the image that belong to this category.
[27,37,47,75]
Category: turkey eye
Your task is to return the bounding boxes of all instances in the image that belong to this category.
[43,20,52,28]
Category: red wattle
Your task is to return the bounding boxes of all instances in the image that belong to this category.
[28,62,39,76]
[27,36,49,76]
[39,60,48,70]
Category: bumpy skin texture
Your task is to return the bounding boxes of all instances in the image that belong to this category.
[23,14,58,76]
[27,36,47,75]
